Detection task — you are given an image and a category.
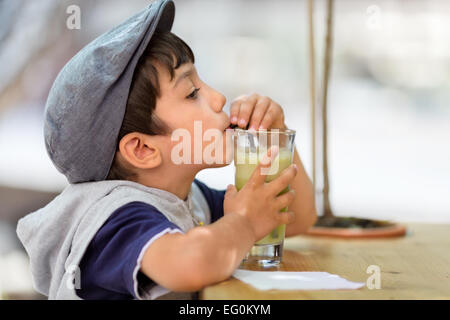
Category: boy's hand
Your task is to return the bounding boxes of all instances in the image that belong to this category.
[223,146,298,242]
[229,93,286,130]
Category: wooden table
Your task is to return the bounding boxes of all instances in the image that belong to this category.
[200,223,450,299]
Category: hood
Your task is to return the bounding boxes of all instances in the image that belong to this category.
[16,180,196,297]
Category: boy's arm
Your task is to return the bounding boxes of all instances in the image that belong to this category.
[141,146,298,292]
[285,147,318,237]
[140,213,256,292]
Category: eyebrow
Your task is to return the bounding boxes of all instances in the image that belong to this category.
[173,67,194,89]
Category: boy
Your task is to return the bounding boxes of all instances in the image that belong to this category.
[17,0,317,300]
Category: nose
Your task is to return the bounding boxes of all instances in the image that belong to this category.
[209,87,226,113]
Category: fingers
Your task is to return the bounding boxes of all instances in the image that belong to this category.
[230,94,259,129]
[237,94,258,128]
[276,211,296,225]
[259,101,281,130]
[248,96,270,130]
[229,95,245,125]
[247,146,279,186]
[274,189,296,211]
[267,164,298,196]
[230,94,285,130]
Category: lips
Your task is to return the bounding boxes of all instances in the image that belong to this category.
[227,123,249,130]
[224,121,232,131]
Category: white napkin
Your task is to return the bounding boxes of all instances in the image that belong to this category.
[232,269,365,290]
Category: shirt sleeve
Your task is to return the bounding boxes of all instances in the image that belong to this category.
[193,179,226,223]
[76,201,183,300]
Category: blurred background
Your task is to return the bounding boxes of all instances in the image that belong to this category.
[0,0,449,299]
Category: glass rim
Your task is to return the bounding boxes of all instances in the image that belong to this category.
[233,127,296,136]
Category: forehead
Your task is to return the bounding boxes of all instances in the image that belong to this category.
[154,60,194,85]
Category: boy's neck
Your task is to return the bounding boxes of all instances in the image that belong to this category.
[135,166,198,201]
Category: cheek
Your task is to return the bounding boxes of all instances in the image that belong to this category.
[223,132,234,164]
[206,131,234,165]
[156,96,198,129]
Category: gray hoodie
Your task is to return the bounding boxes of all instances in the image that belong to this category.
[16,179,212,300]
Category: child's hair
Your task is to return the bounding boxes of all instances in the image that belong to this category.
[106,31,195,181]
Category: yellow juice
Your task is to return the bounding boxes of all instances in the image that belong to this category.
[234,148,292,245]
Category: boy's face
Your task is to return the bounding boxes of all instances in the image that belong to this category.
[153,61,233,169]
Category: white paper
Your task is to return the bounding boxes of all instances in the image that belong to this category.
[232,269,365,291]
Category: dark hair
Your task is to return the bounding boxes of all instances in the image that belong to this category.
[106,31,195,181]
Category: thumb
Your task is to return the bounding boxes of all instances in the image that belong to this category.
[224,184,237,197]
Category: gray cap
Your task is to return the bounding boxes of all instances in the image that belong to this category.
[44,0,175,184]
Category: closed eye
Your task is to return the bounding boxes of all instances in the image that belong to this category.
[186,87,200,100]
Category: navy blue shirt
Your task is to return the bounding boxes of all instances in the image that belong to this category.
[76,180,225,300]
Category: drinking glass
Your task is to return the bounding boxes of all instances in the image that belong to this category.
[233,128,296,267]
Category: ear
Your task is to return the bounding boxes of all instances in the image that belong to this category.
[119,132,162,169]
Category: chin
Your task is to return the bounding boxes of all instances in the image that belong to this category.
[200,153,233,169]
[206,161,231,169]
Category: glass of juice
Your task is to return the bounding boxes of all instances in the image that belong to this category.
[233,128,296,267]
